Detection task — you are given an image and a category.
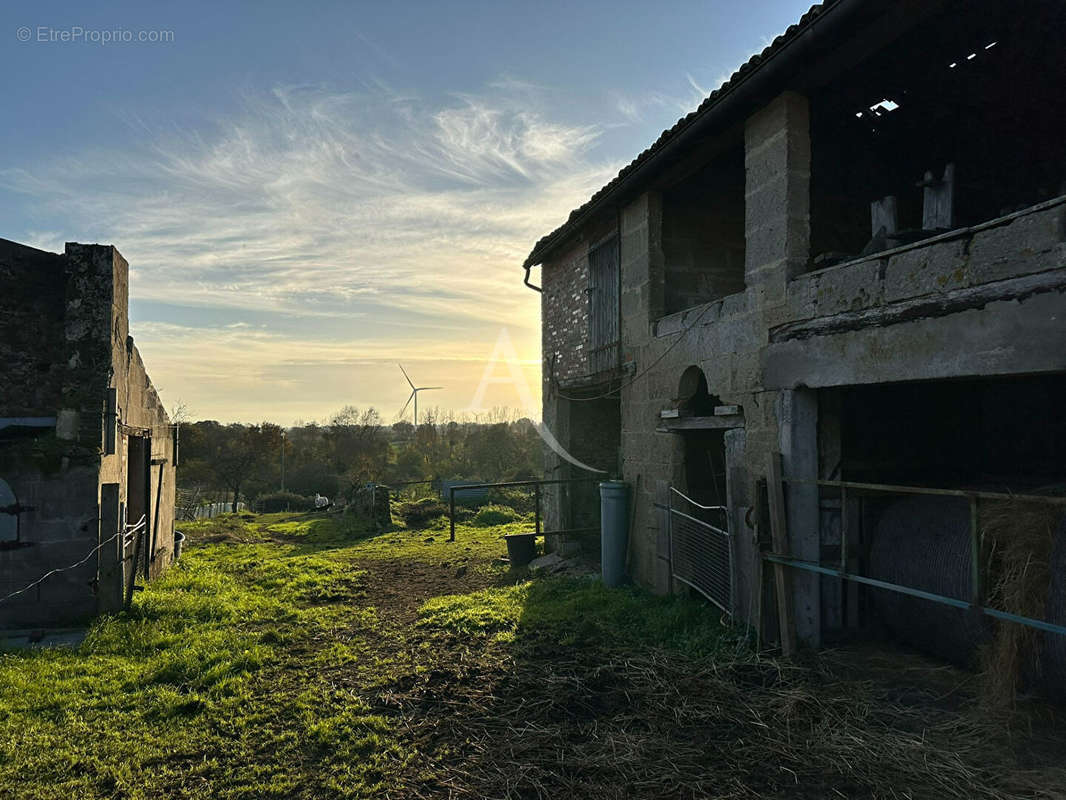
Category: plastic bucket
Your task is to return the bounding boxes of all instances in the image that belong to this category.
[504,533,537,567]
[599,481,631,587]
[173,530,186,563]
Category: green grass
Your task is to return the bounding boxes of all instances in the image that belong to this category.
[0,511,733,799]
[418,578,735,655]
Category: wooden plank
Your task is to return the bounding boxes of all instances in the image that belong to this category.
[767,451,796,657]
[752,487,767,648]
[656,415,745,432]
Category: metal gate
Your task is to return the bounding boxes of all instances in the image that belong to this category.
[666,487,733,614]
[587,237,619,375]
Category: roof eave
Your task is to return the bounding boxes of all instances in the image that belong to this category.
[522,0,876,270]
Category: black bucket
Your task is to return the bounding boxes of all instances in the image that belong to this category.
[504,533,537,567]
[173,530,186,563]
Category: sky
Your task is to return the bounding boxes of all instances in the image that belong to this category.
[1,0,813,425]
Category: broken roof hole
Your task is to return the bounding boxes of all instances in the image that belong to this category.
[869,99,899,113]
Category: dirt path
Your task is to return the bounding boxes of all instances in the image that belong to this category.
[335,552,1066,800]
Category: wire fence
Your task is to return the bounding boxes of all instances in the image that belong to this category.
[0,515,146,608]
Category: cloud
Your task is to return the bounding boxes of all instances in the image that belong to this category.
[2,81,619,324]
[2,80,619,421]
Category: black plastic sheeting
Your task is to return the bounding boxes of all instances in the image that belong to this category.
[868,495,992,667]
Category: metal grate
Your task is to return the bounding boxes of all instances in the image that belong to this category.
[667,487,733,614]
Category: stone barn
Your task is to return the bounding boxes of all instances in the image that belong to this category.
[0,239,177,630]
[525,0,1066,655]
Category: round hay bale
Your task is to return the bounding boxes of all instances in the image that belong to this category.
[979,497,1063,705]
[868,495,992,667]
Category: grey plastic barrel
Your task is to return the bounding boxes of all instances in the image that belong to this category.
[600,481,631,587]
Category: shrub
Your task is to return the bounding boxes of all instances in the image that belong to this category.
[256,491,315,513]
[487,487,536,514]
[472,504,519,527]
[395,497,448,529]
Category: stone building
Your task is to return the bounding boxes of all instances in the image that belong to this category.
[0,239,177,629]
[526,0,1066,648]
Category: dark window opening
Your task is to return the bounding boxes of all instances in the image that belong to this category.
[662,144,745,314]
[678,366,720,418]
[809,0,1066,269]
[837,373,1066,491]
[677,368,728,507]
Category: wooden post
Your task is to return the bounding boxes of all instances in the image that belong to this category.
[449,488,456,542]
[125,520,143,608]
[534,483,541,537]
[767,451,796,657]
[97,484,124,613]
[150,461,165,570]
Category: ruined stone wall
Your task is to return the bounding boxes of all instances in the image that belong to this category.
[0,240,67,416]
[0,242,175,627]
[0,242,114,627]
[94,245,176,587]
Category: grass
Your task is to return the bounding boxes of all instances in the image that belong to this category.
[418,579,737,655]
[0,511,734,799]
[1,511,1062,799]
[0,514,395,799]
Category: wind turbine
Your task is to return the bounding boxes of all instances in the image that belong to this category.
[397,364,442,426]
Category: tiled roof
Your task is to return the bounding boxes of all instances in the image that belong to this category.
[523,0,839,269]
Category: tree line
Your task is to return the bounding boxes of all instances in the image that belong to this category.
[176,406,543,511]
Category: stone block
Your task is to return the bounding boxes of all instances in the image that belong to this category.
[883,239,968,302]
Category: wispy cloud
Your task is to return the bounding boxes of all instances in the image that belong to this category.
[2,81,618,325]
[2,80,622,420]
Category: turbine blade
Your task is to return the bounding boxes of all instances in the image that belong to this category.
[418,387,443,391]
[398,363,415,390]
[398,391,414,419]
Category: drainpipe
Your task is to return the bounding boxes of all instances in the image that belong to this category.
[523,263,541,293]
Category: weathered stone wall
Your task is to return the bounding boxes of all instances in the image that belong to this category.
[0,240,67,416]
[542,240,591,386]
[539,86,1066,649]
[0,242,175,628]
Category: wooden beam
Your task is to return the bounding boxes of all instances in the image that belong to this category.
[656,414,744,433]
[767,451,796,657]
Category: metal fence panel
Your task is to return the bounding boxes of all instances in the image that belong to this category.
[667,487,733,614]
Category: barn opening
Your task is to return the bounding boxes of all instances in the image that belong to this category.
[676,367,728,508]
[808,0,1066,268]
[661,141,746,314]
[818,373,1066,691]
[552,392,621,556]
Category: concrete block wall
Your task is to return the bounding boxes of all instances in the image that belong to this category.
[537,85,1066,649]
[744,91,811,306]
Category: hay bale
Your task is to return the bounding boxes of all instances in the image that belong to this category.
[868,495,992,667]
[979,497,1063,706]
[1038,515,1066,703]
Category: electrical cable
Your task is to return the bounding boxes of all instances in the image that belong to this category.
[555,300,718,401]
[0,516,146,607]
